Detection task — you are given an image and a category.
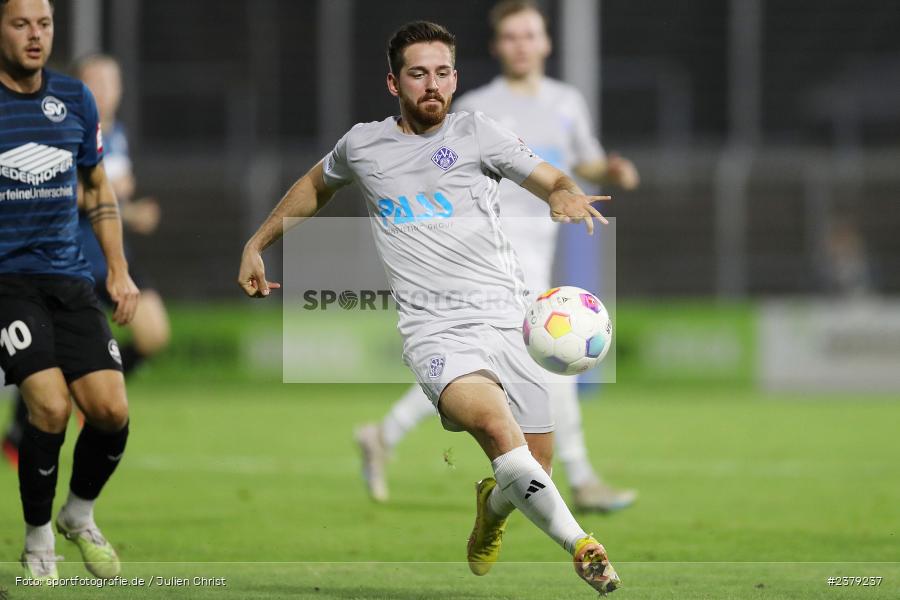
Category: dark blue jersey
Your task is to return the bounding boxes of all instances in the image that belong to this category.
[0,69,104,281]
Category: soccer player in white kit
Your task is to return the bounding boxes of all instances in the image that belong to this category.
[238,20,620,595]
[355,0,640,512]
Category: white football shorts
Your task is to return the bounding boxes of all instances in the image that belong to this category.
[403,323,553,434]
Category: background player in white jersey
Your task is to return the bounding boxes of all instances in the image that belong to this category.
[238,21,620,595]
[355,0,640,512]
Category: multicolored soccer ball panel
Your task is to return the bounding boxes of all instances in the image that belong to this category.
[523,286,612,375]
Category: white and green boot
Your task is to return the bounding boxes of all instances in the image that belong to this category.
[20,549,61,582]
[56,518,121,578]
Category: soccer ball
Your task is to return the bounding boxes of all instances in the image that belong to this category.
[522,286,612,375]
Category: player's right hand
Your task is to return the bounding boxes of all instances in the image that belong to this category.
[238,246,281,298]
[549,190,611,236]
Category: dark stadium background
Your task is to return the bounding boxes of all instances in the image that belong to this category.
[40,0,900,299]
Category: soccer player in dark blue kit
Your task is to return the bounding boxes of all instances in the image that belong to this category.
[2,54,172,467]
[0,0,139,581]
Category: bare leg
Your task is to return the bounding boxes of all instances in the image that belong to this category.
[128,290,170,357]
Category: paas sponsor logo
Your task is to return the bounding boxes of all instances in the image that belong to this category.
[376,192,454,229]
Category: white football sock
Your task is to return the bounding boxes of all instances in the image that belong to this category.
[487,484,516,519]
[381,385,436,450]
[25,522,55,552]
[550,378,600,488]
[58,491,95,529]
[491,445,587,553]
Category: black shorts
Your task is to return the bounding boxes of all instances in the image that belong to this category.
[0,274,123,387]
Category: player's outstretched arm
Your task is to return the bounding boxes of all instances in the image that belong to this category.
[520,162,611,236]
[574,154,640,190]
[238,161,336,298]
[80,163,140,325]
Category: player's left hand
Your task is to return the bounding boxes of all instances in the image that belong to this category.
[549,191,610,236]
[606,154,640,190]
[106,268,141,325]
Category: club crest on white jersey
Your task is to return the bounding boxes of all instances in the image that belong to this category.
[431,146,459,170]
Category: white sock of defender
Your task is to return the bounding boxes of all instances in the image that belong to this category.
[25,522,55,552]
[491,445,587,553]
[487,483,516,519]
[58,491,95,529]
[380,385,437,450]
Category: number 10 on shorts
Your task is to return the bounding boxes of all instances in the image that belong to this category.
[1,320,32,356]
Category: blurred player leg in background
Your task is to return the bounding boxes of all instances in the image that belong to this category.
[1,386,27,466]
[549,374,637,511]
[354,384,434,502]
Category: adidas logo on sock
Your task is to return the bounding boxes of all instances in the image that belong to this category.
[524,479,546,499]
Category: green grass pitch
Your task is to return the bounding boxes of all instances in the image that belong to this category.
[1,380,898,599]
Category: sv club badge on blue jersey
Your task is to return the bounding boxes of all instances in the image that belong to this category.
[41,96,67,123]
[431,146,458,171]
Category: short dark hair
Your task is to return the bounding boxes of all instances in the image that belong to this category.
[386,21,456,75]
[0,0,55,15]
[489,0,546,35]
